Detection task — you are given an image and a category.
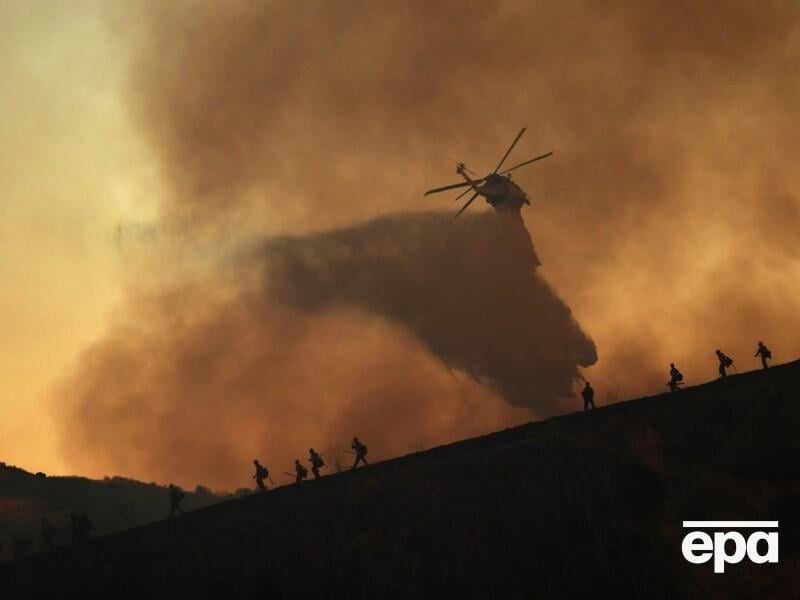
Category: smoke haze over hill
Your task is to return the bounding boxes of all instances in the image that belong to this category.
[50,0,800,488]
[57,210,594,490]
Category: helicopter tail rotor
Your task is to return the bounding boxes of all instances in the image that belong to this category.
[447,157,477,176]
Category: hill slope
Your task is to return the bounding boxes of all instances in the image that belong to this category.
[2,362,799,599]
[0,465,235,560]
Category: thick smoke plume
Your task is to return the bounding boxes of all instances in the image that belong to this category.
[57,210,594,490]
[55,0,800,489]
[265,211,596,410]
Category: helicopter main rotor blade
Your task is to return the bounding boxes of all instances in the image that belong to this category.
[424,180,482,196]
[454,191,480,218]
[492,127,526,174]
[452,187,472,202]
[498,152,553,175]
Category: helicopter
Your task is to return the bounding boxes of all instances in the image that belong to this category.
[424,128,552,218]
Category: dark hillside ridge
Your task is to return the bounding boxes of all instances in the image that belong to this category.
[0,465,235,560]
[2,361,799,599]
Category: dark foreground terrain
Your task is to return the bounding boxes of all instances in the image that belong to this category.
[2,362,798,599]
[0,465,233,561]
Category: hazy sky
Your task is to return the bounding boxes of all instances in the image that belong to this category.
[0,2,157,472]
[2,1,799,487]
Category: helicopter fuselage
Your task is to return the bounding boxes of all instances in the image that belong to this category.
[425,129,549,218]
[461,173,530,213]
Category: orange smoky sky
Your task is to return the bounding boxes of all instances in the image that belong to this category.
[27,0,800,490]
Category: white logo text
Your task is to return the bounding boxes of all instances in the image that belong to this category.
[682,521,779,573]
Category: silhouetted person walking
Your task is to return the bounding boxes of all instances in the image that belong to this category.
[582,382,595,411]
[168,484,185,518]
[668,363,684,392]
[351,437,369,469]
[716,349,733,378]
[294,459,308,483]
[40,518,56,552]
[253,459,270,493]
[308,449,325,479]
[755,341,772,369]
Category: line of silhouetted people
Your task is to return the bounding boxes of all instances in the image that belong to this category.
[581,340,774,412]
[4,341,779,558]
[667,340,773,393]
[3,437,372,559]
[247,436,369,495]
